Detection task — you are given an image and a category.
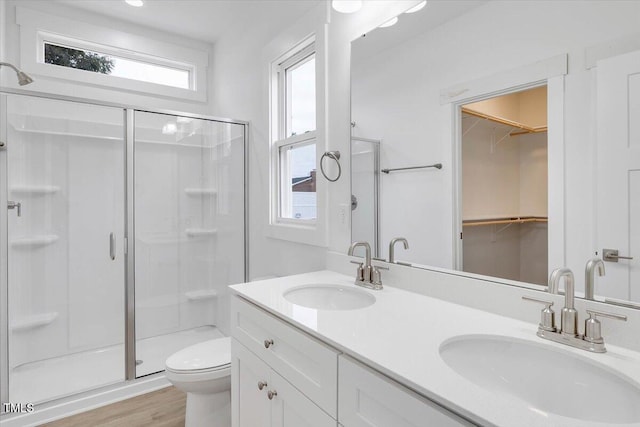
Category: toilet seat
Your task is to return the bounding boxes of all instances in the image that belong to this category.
[165,337,231,376]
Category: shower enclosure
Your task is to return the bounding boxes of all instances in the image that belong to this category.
[0,93,246,407]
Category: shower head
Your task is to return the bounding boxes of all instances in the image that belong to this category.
[0,62,34,86]
[16,70,34,86]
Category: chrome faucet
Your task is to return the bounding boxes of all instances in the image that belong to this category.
[348,241,384,290]
[388,237,409,264]
[523,267,627,353]
[548,268,578,336]
[585,258,605,300]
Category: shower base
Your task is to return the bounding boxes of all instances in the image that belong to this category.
[9,326,224,404]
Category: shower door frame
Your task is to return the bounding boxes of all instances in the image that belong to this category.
[0,88,249,406]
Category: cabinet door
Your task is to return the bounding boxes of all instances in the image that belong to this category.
[271,370,337,427]
[231,296,339,416]
[338,356,473,427]
[232,339,272,427]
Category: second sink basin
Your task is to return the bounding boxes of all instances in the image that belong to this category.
[440,334,640,424]
[283,284,375,310]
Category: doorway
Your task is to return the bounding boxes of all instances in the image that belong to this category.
[459,86,549,285]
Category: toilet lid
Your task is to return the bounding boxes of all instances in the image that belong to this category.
[165,337,231,372]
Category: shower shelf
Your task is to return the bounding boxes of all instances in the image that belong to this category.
[11,235,59,247]
[10,185,60,195]
[185,228,217,237]
[10,126,121,142]
[185,290,218,301]
[184,188,217,196]
[11,312,59,332]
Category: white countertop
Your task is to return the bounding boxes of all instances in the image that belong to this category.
[229,270,640,427]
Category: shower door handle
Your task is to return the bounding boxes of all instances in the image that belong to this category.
[109,233,116,260]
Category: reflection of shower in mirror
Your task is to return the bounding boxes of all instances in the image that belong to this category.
[351,137,380,257]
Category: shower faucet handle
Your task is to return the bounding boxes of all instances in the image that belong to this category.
[7,201,21,217]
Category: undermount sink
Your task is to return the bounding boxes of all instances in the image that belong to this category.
[283,284,375,310]
[439,335,640,424]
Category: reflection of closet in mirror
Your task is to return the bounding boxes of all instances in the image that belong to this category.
[351,137,380,257]
[461,86,548,285]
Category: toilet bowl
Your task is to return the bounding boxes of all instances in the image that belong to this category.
[165,337,231,427]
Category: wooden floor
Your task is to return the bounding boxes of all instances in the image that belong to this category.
[42,387,186,427]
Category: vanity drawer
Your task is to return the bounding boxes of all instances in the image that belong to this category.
[338,356,474,427]
[231,295,339,417]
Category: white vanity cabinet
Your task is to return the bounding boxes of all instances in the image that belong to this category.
[338,356,473,427]
[231,294,473,427]
[231,296,339,426]
[231,339,336,427]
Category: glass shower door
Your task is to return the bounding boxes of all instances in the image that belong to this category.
[5,95,126,403]
[134,111,245,377]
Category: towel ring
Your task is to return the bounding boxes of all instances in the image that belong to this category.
[320,151,342,182]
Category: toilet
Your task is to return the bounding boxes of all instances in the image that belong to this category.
[165,337,231,427]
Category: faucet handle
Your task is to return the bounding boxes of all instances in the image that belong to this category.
[522,296,556,332]
[584,309,627,344]
[350,260,365,282]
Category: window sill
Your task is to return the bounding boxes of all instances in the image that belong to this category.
[266,221,327,247]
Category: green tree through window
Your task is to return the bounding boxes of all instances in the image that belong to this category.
[44,44,114,74]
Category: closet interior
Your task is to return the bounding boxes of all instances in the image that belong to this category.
[461,86,548,286]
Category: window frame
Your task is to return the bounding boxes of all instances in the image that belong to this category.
[277,43,316,140]
[276,132,317,224]
[16,6,208,102]
[272,40,318,225]
[41,38,194,90]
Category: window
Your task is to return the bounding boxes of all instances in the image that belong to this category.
[274,42,317,222]
[43,42,191,90]
[15,6,208,101]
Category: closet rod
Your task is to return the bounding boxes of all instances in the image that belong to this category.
[462,217,548,227]
[381,163,442,174]
[462,107,547,135]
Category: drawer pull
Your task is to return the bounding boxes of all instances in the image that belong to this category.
[258,381,267,390]
[264,339,274,348]
[267,390,277,400]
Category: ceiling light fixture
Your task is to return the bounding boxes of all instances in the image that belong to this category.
[405,1,427,14]
[125,0,144,7]
[331,0,362,14]
[378,17,399,28]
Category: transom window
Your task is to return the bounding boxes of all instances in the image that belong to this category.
[43,41,191,90]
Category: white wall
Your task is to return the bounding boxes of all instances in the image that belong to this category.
[343,1,640,293]
[209,3,329,282]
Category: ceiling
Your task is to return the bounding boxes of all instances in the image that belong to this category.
[55,0,322,45]
[352,1,484,67]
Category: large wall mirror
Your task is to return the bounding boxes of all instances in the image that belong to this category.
[350,0,640,307]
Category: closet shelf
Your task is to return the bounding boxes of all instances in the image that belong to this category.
[462,107,547,136]
[463,217,548,227]
[185,228,218,237]
[11,235,59,247]
[10,185,60,195]
[11,312,59,332]
[185,290,218,301]
[184,188,217,196]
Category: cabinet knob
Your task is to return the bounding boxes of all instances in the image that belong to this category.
[257,381,267,390]
[267,390,277,400]
[264,339,274,349]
